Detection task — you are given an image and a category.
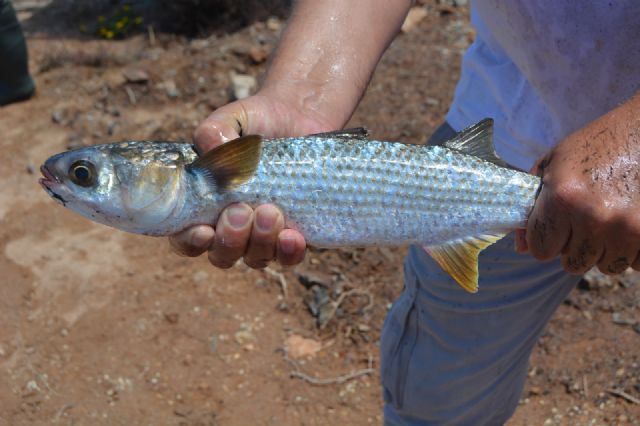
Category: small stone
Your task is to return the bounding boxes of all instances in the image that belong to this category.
[122,68,149,84]
[234,330,256,345]
[248,46,268,64]
[209,335,218,353]
[230,74,257,100]
[26,164,34,174]
[612,312,635,325]
[266,16,282,32]
[51,109,65,124]
[164,312,179,324]
[192,270,209,284]
[295,267,333,288]
[163,80,180,98]
[401,7,428,33]
[284,334,321,359]
[529,386,543,395]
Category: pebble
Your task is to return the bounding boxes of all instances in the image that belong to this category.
[248,46,268,64]
[266,16,282,32]
[163,80,180,98]
[192,270,209,284]
[401,7,428,33]
[284,334,321,359]
[122,67,149,84]
[230,73,257,100]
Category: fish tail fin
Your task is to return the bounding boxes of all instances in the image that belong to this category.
[423,232,507,293]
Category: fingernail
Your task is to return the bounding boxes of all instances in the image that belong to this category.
[225,205,251,229]
[189,227,211,248]
[280,235,296,255]
[256,207,278,232]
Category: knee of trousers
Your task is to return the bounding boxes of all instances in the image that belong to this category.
[380,235,580,425]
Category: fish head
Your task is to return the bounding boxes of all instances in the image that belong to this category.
[39,142,190,235]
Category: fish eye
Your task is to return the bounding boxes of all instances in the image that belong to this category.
[68,160,97,187]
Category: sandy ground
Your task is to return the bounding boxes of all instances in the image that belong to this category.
[1,2,639,425]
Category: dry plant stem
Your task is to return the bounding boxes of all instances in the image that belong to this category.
[263,266,288,299]
[319,288,374,330]
[606,388,640,405]
[288,355,374,386]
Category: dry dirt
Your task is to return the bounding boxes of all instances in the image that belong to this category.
[1,2,639,425]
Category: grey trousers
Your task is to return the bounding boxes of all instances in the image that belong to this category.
[381,123,580,425]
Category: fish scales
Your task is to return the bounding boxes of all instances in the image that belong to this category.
[186,136,540,247]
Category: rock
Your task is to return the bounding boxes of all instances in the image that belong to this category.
[401,7,428,33]
[192,270,209,284]
[234,329,256,345]
[209,335,218,353]
[295,267,333,289]
[249,46,268,64]
[230,73,257,100]
[164,312,179,324]
[612,312,635,326]
[266,16,282,32]
[284,334,321,359]
[163,80,180,98]
[122,67,149,84]
[51,109,66,124]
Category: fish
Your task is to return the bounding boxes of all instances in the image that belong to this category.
[39,119,541,293]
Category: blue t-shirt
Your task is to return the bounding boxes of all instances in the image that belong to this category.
[446,1,640,171]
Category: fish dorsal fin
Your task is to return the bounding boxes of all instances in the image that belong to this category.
[443,119,507,167]
[189,135,262,191]
[307,127,369,139]
[423,232,507,293]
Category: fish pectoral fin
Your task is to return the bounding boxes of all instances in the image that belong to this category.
[443,119,510,168]
[189,134,262,191]
[307,127,369,139]
[423,233,507,293]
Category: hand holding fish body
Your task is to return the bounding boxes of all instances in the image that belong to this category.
[40,120,541,292]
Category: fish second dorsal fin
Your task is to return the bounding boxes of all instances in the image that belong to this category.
[423,232,507,293]
[189,135,262,191]
[443,119,508,167]
[307,127,369,139]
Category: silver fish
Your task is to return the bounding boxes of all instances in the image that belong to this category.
[39,119,540,292]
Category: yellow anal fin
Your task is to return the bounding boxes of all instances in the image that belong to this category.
[189,134,263,191]
[424,233,507,293]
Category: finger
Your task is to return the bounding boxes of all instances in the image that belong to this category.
[525,188,571,260]
[169,225,215,257]
[243,204,285,269]
[598,251,632,275]
[276,229,307,266]
[561,235,604,275]
[193,101,249,153]
[207,203,253,268]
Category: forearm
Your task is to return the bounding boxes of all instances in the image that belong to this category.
[261,0,412,128]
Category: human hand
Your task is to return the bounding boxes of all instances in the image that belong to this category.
[169,92,333,269]
[516,95,640,275]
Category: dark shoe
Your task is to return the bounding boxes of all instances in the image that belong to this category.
[0,0,35,106]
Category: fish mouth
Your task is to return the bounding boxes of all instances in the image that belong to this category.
[39,164,67,205]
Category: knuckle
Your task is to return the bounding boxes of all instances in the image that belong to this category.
[552,179,588,209]
[562,254,592,275]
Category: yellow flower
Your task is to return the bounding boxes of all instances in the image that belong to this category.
[115,20,125,30]
[134,16,143,25]
[98,15,105,23]
[105,30,114,39]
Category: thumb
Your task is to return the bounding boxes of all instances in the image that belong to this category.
[193,101,249,153]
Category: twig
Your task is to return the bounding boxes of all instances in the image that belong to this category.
[263,267,288,299]
[125,86,137,105]
[289,356,374,386]
[320,288,374,330]
[606,388,640,405]
[53,404,74,422]
[147,25,156,46]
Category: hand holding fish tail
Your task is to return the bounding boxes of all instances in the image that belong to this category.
[523,93,640,275]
